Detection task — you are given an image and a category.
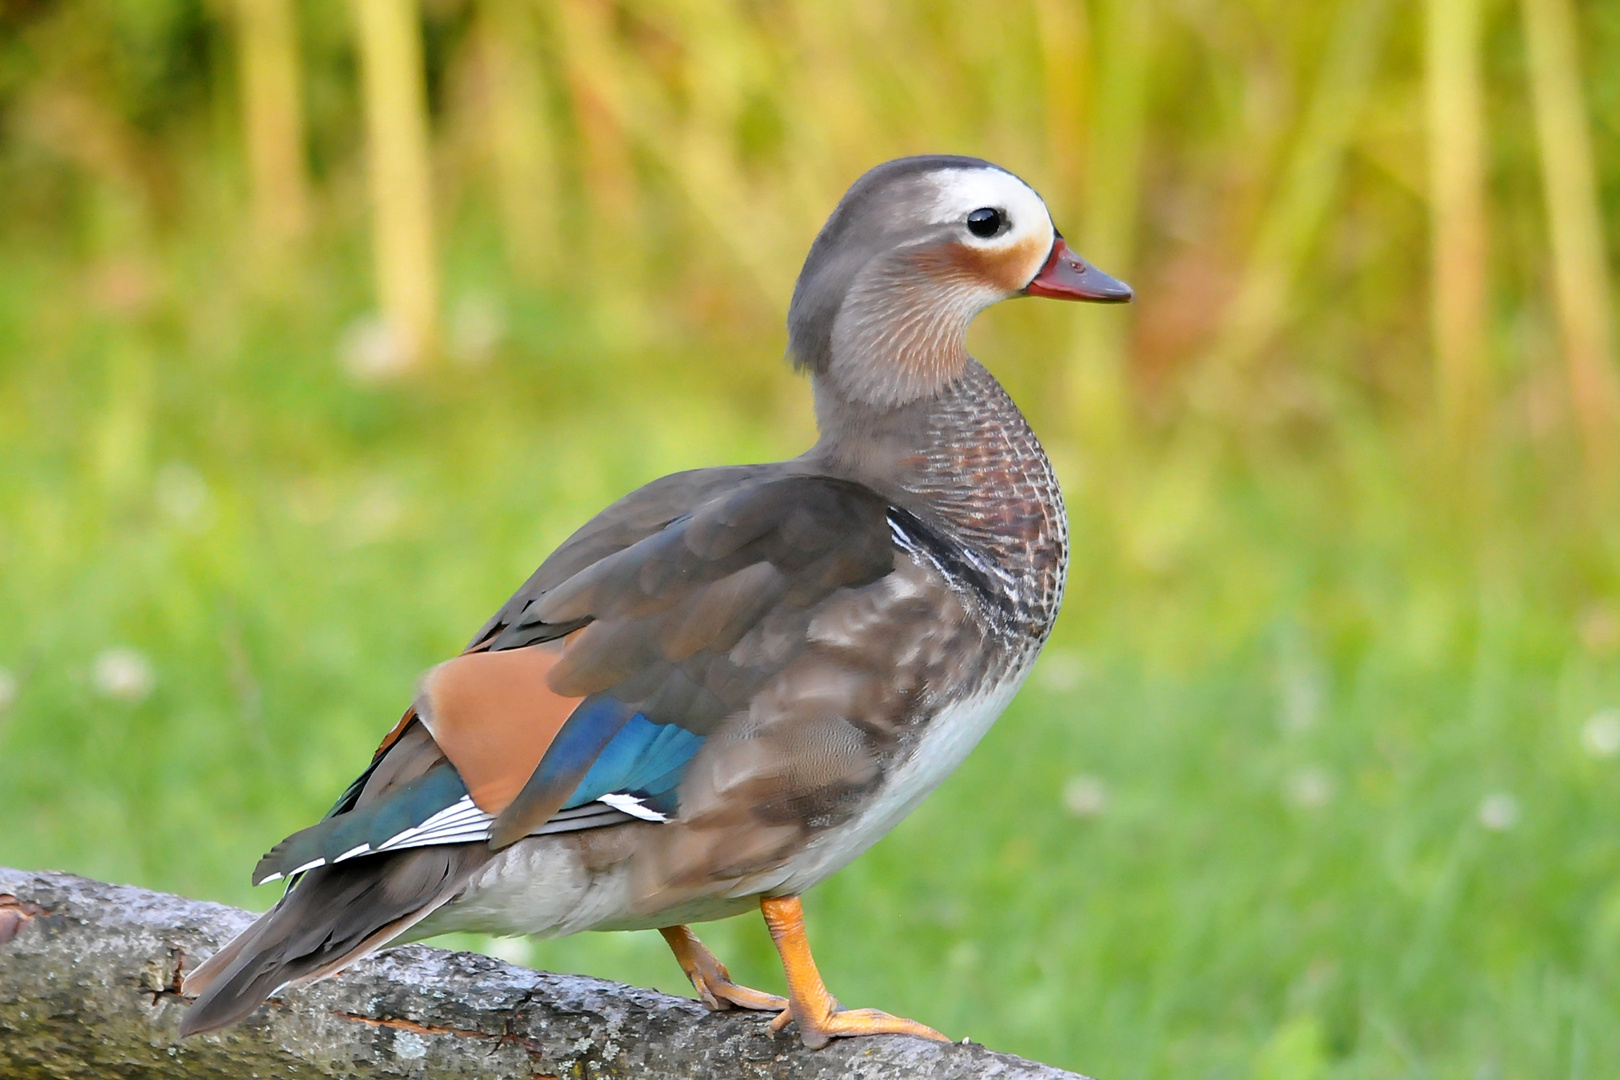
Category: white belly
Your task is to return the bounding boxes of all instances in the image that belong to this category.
[761,661,1033,897]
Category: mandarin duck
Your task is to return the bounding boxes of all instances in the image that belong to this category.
[180,155,1131,1046]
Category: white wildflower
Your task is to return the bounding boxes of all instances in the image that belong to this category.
[1478,793,1519,832]
[449,293,506,366]
[337,481,405,548]
[1038,650,1086,693]
[154,462,209,526]
[92,647,155,703]
[1061,775,1108,817]
[1581,709,1620,758]
[339,315,416,381]
[1283,767,1335,809]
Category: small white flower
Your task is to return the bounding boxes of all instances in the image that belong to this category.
[1479,793,1519,831]
[1581,709,1620,758]
[1061,775,1108,817]
[92,647,156,703]
[946,940,981,970]
[0,667,16,712]
[337,481,405,548]
[448,293,506,366]
[286,477,336,526]
[1283,767,1334,809]
[1275,648,1325,734]
[339,315,416,381]
[154,462,209,526]
[1580,603,1620,655]
[1038,650,1086,693]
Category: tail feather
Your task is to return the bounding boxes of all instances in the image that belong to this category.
[252,764,468,885]
[179,844,488,1037]
[180,905,277,1000]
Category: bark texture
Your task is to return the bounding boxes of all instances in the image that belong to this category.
[0,868,1090,1080]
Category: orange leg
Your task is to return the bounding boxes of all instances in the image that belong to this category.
[759,894,949,1049]
[659,924,787,1012]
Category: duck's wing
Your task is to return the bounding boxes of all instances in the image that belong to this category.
[317,463,785,821]
[467,463,778,652]
[252,470,904,881]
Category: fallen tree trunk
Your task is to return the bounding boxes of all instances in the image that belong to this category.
[0,868,1091,1079]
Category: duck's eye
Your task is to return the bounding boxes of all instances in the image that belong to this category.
[967,207,1003,238]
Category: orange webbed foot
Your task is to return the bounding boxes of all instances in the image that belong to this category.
[659,924,787,1013]
[759,894,950,1049]
[767,1002,949,1048]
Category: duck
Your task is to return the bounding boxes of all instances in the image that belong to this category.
[179,154,1131,1047]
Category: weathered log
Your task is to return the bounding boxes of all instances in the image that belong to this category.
[0,869,1091,1079]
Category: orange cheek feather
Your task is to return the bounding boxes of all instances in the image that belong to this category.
[915,234,1051,294]
[417,644,586,815]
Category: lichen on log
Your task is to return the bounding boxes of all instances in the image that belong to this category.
[0,868,1092,1079]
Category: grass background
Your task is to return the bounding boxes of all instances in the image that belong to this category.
[3,2,1620,1077]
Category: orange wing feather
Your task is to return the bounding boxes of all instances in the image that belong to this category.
[414,644,585,814]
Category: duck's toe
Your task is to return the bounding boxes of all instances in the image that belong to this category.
[705,976,789,1013]
[774,1003,949,1049]
[660,924,787,1013]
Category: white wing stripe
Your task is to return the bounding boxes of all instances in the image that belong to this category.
[373,796,495,851]
[335,843,372,863]
[598,792,669,821]
[356,793,668,856]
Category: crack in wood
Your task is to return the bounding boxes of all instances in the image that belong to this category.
[148,946,189,1007]
[0,894,46,945]
[333,1008,553,1062]
[333,1009,494,1040]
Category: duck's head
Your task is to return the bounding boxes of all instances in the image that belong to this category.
[788,155,1130,410]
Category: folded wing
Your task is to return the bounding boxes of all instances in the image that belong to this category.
[252,472,901,880]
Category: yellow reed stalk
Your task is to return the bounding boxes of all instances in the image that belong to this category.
[550,0,640,288]
[775,3,882,199]
[1519,0,1620,478]
[1032,0,1089,208]
[235,0,310,262]
[1066,0,1151,449]
[554,0,792,305]
[1425,0,1490,461]
[668,2,808,301]
[479,0,554,286]
[352,0,439,364]
[1204,0,1390,389]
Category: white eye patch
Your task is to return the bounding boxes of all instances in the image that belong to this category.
[921,167,1055,250]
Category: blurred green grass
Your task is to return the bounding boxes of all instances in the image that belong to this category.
[3,1,1620,1078]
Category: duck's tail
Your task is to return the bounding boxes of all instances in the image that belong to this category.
[178,844,487,1036]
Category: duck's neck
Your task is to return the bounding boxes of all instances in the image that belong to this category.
[810,360,1068,636]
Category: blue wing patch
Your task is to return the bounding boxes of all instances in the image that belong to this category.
[258,699,707,880]
[565,712,704,815]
